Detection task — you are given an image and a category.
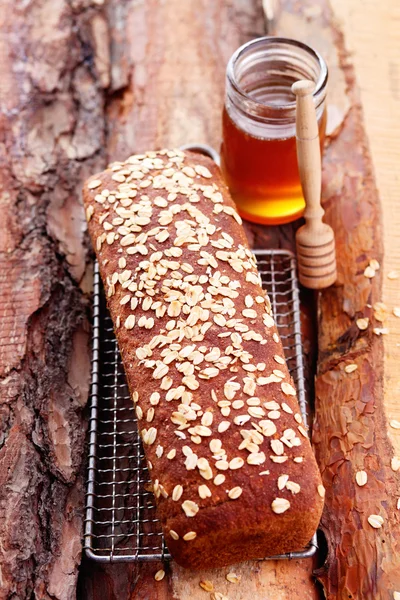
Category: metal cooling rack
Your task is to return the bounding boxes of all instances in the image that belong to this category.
[84,249,318,563]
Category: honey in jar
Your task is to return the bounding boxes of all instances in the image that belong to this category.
[220,37,328,225]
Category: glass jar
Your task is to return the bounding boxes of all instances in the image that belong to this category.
[220,36,328,225]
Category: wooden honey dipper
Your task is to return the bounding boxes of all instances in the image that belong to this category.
[292,80,337,289]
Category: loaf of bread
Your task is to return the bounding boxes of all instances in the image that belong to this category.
[83,149,324,569]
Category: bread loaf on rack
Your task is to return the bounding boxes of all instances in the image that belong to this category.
[83,149,324,569]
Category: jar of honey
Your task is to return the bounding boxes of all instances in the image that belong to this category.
[220,37,328,225]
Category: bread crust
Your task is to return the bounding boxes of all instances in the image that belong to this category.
[83,149,324,569]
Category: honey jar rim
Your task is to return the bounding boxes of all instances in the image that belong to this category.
[226,36,328,112]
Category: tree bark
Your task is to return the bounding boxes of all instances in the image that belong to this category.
[276,1,400,598]
[0,0,108,597]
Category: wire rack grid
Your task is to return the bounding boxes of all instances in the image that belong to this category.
[84,249,318,563]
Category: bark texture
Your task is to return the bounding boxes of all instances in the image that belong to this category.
[310,10,400,600]
[0,0,108,597]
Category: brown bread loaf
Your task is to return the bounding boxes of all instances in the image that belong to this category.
[82,149,324,569]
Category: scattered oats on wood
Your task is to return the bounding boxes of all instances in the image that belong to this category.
[356,317,369,330]
[390,420,400,430]
[364,265,376,278]
[368,514,384,529]
[369,259,380,271]
[391,456,400,472]
[373,301,388,322]
[344,363,358,373]
[387,270,399,280]
[356,470,368,486]
[393,592,400,600]
[373,327,389,335]
[393,307,400,318]
[344,363,358,374]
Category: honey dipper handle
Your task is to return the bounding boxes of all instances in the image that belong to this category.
[292,80,323,224]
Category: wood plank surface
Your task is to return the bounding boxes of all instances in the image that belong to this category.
[78,1,321,599]
[305,1,400,598]
[332,0,400,497]
[329,2,400,597]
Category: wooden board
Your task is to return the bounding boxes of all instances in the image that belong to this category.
[268,1,400,598]
[78,1,321,599]
[333,0,400,490]
[297,1,400,598]
[277,0,400,598]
